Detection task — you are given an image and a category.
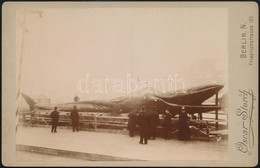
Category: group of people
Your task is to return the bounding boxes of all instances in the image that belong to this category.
[50,105,191,143]
[127,106,160,144]
[50,106,80,133]
[127,106,191,144]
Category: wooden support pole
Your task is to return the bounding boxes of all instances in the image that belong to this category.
[22,111,26,126]
[199,112,203,120]
[215,92,219,129]
[94,115,97,130]
[206,121,209,135]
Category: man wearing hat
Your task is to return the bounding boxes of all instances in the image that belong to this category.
[178,106,191,140]
[138,106,150,144]
[50,107,59,133]
[163,109,172,140]
[127,110,138,137]
[148,106,160,140]
[71,105,80,132]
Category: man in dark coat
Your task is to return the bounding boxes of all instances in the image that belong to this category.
[138,106,150,144]
[178,106,191,140]
[148,107,160,140]
[71,105,80,132]
[127,110,138,137]
[50,107,59,133]
[163,109,172,140]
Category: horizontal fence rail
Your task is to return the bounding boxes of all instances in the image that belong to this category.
[18,110,228,137]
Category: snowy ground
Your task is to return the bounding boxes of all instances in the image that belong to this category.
[16,126,228,161]
[16,151,86,162]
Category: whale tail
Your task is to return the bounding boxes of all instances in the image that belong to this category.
[20,92,37,111]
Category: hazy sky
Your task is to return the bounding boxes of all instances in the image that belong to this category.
[16,7,228,103]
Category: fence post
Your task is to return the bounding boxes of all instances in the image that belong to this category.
[22,111,26,125]
[206,121,209,135]
[215,92,219,129]
[94,115,97,130]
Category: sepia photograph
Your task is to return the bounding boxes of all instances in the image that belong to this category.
[2,2,258,167]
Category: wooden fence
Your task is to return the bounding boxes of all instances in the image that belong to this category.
[19,110,130,130]
[18,110,228,139]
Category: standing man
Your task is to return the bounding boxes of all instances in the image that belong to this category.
[178,106,191,140]
[50,107,59,133]
[148,106,160,140]
[138,106,150,144]
[127,110,138,137]
[163,109,172,140]
[71,105,80,132]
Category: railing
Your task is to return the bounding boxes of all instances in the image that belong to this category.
[19,110,228,133]
[19,110,129,130]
